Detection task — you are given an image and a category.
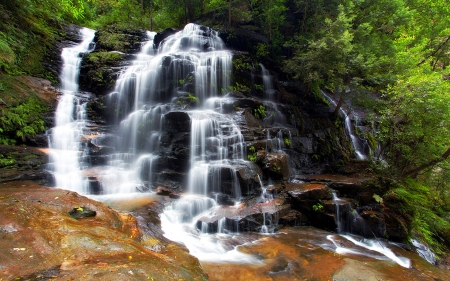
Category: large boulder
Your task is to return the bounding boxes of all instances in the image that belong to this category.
[0,181,208,280]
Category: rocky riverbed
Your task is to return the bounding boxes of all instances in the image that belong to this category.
[2,177,450,280]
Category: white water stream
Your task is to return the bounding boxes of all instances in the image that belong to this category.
[48,28,95,193]
[321,91,368,160]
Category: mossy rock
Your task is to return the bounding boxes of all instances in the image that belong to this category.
[68,206,97,219]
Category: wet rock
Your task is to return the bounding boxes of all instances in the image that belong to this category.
[88,144,115,166]
[351,208,386,238]
[156,187,174,196]
[235,162,262,196]
[262,153,290,180]
[267,183,285,196]
[196,198,290,233]
[87,178,102,194]
[154,28,178,48]
[0,145,51,185]
[279,210,309,226]
[68,206,97,219]
[0,182,208,280]
[322,197,353,214]
[209,192,235,206]
[243,108,261,127]
[285,182,331,201]
[309,211,337,231]
[299,174,373,197]
[292,136,315,154]
[164,111,191,133]
[169,192,181,199]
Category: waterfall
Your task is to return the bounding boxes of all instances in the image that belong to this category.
[321,91,368,160]
[260,63,275,99]
[47,27,95,194]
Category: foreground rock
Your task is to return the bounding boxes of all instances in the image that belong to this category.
[0,181,208,280]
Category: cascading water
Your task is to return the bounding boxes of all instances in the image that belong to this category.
[321,90,368,160]
[50,23,417,268]
[47,27,95,194]
[260,63,275,98]
[328,190,412,268]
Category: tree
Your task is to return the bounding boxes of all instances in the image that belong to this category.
[251,0,287,43]
[284,4,354,115]
[377,66,450,177]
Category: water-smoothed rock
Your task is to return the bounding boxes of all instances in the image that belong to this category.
[295,174,381,206]
[153,28,178,49]
[285,182,331,201]
[351,208,386,238]
[164,111,191,133]
[196,198,290,233]
[278,209,309,226]
[0,181,208,280]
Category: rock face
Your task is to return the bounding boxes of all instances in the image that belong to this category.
[52,24,392,240]
[0,181,208,280]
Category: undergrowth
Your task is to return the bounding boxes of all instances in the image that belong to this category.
[0,97,47,145]
[385,178,450,258]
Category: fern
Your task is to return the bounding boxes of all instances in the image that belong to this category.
[0,97,47,143]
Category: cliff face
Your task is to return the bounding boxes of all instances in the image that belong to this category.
[72,24,384,236]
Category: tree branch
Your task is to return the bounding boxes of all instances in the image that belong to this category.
[402,147,450,178]
[417,36,450,66]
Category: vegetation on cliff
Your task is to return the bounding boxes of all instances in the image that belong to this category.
[0,0,450,258]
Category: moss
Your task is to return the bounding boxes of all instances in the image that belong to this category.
[86,51,123,65]
[365,131,377,151]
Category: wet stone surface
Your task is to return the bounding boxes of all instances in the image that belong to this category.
[0,181,208,281]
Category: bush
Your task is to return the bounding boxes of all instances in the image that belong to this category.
[0,97,47,145]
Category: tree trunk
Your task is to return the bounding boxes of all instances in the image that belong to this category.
[402,147,450,178]
[334,93,345,117]
[228,0,232,28]
[149,0,153,30]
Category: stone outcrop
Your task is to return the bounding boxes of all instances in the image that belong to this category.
[0,181,208,280]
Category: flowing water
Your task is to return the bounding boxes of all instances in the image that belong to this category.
[47,28,95,193]
[322,90,368,160]
[49,24,422,271]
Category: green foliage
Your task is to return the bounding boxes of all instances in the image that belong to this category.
[254,84,263,91]
[250,0,287,52]
[253,105,267,119]
[387,179,450,257]
[284,138,291,147]
[284,4,354,93]
[255,43,269,59]
[187,93,199,103]
[228,82,251,93]
[272,162,281,171]
[312,203,324,212]
[85,51,123,64]
[0,97,47,144]
[0,153,16,168]
[232,57,252,71]
[377,66,450,176]
[372,194,383,204]
[247,145,257,162]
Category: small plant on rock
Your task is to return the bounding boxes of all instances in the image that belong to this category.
[312,203,324,212]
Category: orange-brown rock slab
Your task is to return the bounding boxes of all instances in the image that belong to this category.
[0,180,208,280]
